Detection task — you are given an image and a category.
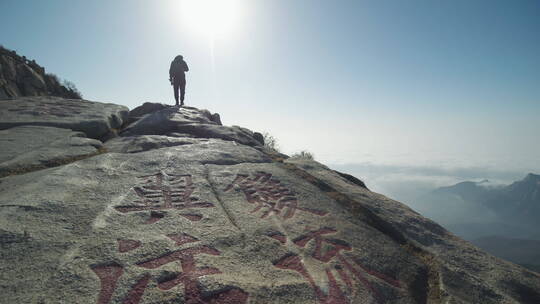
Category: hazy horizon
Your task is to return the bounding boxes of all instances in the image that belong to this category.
[1,0,539,178]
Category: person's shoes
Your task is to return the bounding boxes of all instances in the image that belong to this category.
[180,101,184,106]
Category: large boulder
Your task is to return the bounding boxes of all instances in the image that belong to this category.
[127,102,170,123]
[127,103,222,126]
[122,105,261,147]
[0,96,129,139]
[0,125,103,177]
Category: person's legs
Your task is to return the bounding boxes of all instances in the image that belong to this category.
[179,79,186,105]
[173,81,180,106]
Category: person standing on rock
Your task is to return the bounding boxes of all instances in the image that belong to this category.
[169,55,189,106]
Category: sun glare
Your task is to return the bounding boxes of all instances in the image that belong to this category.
[180,0,242,38]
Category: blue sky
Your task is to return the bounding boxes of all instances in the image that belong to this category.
[1,0,539,172]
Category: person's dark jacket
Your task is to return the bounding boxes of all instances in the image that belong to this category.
[169,56,189,83]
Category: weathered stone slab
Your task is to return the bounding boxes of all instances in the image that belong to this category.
[128,102,170,122]
[0,96,129,139]
[123,106,217,133]
[127,103,223,125]
[121,106,262,147]
[104,135,207,153]
[0,125,102,177]
[104,135,269,164]
[0,149,421,304]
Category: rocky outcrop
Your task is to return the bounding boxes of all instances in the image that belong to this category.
[0,46,81,99]
[0,96,128,177]
[1,100,539,304]
[0,125,103,178]
[121,105,262,146]
[0,96,129,139]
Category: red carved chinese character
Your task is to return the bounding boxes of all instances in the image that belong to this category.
[91,234,249,304]
[274,254,349,304]
[224,172,328,220]
[115,172,214,223]
[118,239,142,253]
[269,228,401,304]
[293,228,352,263]
[91,263,124,304]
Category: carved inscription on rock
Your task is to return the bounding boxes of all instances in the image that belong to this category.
[91,171,249,303]
[115,172,214,223]
[91,264,124,304]
[91,235,249,304]
[224,172,328,220]
[268,228,402,304]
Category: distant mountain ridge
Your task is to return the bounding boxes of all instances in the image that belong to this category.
[434,173,540,227]
[414,174,540,273]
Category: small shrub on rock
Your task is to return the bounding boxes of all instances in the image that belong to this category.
[62,80,83,99]
[290,150,314,160]
[46,73,61,84]
[263,132,280,152]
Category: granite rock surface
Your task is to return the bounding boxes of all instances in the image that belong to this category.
[121,105,261,147]
[1,101,539,304]
[0,125,103,177]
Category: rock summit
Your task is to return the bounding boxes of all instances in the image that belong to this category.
[1,97,539,304]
